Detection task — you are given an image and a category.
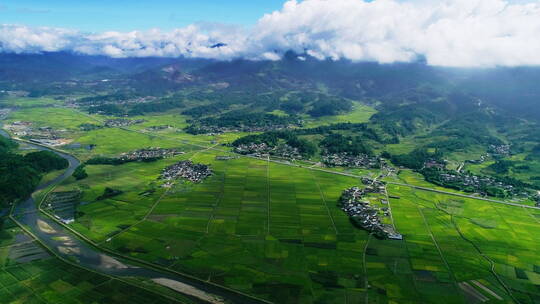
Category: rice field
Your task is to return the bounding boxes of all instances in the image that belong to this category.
[0,219,190,304]
[58,145,540,303]
[6,105,540,303]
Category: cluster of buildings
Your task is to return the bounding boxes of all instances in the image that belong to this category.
[339,187,402,240]
[4,121,70,146]
[361,177,387,193]
[438,171,519,195]
[234,143,269,155]
[0,108,11,120]
[234,143,303,159]
[424,159,447,169]
[119,148,184,161]
[466,155,487,165]
[80,95,157,108]
[464,145,510,166]
[215,155,238,161]
[488,144,511,156]
[323,153,380,168]
[145,125,174,131]
[4,121,33,136]
[0,90,29,97]
[188,123,298,135]
[160,160,212,185]
[104,119,146,128]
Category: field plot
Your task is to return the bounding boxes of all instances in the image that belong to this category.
[0,219,186,304]
[388,184,540,303]
[5,107,96,131]
[303,102,377,128]
[57,149,199,241]
[61,145,540,303]
[73,128,197,158]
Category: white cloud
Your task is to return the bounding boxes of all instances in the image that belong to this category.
[1,0,540,67]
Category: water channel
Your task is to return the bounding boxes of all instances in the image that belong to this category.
[1,129,264,304]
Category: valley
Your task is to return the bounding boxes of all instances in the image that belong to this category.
[1,55,540,304]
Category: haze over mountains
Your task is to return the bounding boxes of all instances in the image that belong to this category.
[1,51,540,120]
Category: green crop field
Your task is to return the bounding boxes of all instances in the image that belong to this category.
[303,102,377,128]
[3,96,540,303]
[52,141,540,303]
[5,107,97,131]
[0,97,64,108]
[0,219,190,304]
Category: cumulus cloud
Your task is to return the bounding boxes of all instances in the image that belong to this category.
[1,0,540,67]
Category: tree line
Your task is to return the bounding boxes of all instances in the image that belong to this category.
[0,137,69,207]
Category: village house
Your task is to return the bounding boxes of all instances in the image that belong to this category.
[119,148,184,161]
[339,186,402,240]
[104,119,146,128]
[323,153,380,168]
[160,160,212,185]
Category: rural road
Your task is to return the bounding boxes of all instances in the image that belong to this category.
[75,109,540,212]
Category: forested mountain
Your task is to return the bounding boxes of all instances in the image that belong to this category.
[1,52,538,119]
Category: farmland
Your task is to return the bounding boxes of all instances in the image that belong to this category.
[0,219,188,304]
[4,102,540,302]
[54,142,539,303]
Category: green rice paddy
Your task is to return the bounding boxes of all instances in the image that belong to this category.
[5,104,540,303]
[0,219,189,304]
[55,144,540,303]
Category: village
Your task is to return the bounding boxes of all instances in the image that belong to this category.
[160,160,213,186]
[3,121,71,146]
[0,108,11,120]
[340,179,402,240]
[104,118,146,128]
[488,144,511,156]
[322,153,381,168]
[0,90,29,98]
[423,167,530,198]
[119,148,184,162]
[234,142,304,160]
[76,95,158,108]
[464,144,511,165]
[186,124,296,135]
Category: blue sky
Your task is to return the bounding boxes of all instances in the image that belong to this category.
[0,0,287,32]
[0,0,538,67]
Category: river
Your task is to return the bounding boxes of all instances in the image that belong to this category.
[1,129,265,304]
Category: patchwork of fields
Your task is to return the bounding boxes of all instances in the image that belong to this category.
[55,144,540,303]
[0,220,188,304]
[4,102,540,303]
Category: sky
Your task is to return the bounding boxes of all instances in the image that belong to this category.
[1,0,540,67]
[0,0,287,32]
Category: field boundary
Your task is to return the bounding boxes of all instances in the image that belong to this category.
[7,133,273,304]
[7,214,187,304]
